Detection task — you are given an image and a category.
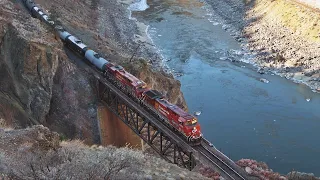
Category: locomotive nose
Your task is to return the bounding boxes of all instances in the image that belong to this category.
[190,124,201,137]
[196,124,201,132]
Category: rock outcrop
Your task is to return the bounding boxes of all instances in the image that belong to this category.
[0,0,61,127]
[287,171,320,180]
[0,0,100,144]
[237,159,320,180]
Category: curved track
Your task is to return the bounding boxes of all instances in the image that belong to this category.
[194,143,246,180]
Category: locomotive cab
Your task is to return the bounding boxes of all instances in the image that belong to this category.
[132,80,147,97]
[142,90,164,106]
[182,116,202,144]
[107,64,148,98]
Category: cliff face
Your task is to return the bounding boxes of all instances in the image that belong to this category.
[45,59,99,143]
[0,0,100,144]
[0,1,60,127]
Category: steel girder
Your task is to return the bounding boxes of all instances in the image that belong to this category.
[97,80,196,170]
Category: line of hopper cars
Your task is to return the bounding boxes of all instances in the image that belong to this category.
[22,0,202,144]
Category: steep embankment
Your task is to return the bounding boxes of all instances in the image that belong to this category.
[0,125,209,180]
[244,0,320,91]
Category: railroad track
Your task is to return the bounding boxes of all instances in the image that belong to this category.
[194,143,246,180]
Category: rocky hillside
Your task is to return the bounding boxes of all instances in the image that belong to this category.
[243,0,320,91]
[0,0,188,145]
[0,125,209,180]
[236,159,320,180]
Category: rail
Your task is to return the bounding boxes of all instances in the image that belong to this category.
[194,143,246,180]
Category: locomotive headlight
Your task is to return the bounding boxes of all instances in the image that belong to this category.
[192,127,197,132]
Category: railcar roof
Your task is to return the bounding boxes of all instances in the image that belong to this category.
[144,90,163,99]
[68,36,87,49]
[109,65,146,87]
[157,99,193,119]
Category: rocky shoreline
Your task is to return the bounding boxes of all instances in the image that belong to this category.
[242,0,320,92]
[202,0,320,92]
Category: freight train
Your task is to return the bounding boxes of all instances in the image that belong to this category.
[22,0,202,144]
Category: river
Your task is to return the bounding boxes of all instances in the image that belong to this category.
[130,0,320,175]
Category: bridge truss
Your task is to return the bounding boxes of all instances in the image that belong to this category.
[96,76,196,170]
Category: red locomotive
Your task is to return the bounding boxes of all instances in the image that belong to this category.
[106,64,148,98]
[104,63,202,144]
[143,89,202,143]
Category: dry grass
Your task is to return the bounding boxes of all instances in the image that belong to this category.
[1,139,144,179]
[0,118,13,131]
[0,104,14,126]
[253,0,320,42]
[0,123,211,179]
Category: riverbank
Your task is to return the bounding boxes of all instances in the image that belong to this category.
[243,0,320,92]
